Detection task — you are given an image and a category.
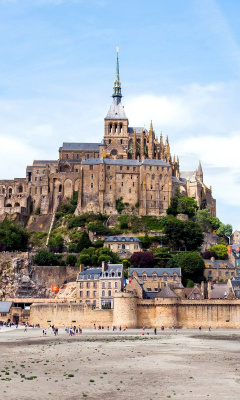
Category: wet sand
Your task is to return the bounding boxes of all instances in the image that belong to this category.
[0,327,240,399]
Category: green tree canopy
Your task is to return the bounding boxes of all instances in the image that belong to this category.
[0,220,29,251]
[65,254,77,266]
[180,253,205,285]
[164,219,204,251]
[208,244,228,260]
[48,234,64,253]
[33,249,60,266]
[195,209,212,232]
[167,188,198,217]
[76,231,92,253]
[79,246,120,266]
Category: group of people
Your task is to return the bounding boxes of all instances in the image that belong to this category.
[64,325,82,336]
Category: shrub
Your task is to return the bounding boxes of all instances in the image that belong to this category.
[33,249,60,266]
[65,254,77,266]
[116,197,125,214]
[0,220,29,251]
[35,207,41,215]
[48,234,64,253]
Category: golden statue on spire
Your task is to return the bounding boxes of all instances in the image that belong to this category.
[116,46,119,53]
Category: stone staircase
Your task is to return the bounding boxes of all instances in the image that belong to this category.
[46,195,61,246]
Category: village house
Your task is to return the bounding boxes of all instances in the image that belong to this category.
[104,236,141,258]
[204,258,237,282]
[76,262,124,309]
[128,267,181,293]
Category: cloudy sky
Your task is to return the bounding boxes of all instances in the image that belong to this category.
[0,0,240,229]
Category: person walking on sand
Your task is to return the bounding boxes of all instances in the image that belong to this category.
[154,327,157,335]
[24,325,27,332]
[208,326,211,331]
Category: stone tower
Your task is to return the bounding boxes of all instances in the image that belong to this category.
[104,48,129,158]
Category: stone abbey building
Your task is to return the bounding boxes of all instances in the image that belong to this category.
[0,51,216,219]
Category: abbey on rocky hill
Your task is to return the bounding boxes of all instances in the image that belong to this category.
[0,50,216,218]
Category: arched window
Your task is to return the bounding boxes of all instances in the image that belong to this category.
[120,123,123,132]
[114,123,117,133]
[109,123,112,133]
[14,202,20,207]
[6,203,12,207]
[66,154,68,159]
[59,184,62,193]
[8,188,12,194]
[102,290,105,297]
[152,174,155,180]
[18,186,23,193]
[108,290,111,296]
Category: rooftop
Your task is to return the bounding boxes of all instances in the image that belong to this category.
[129,267,181,277]
[59,143,100,151]
[104,236,141,243]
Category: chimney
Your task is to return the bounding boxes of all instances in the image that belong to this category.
[201,281,205,297]
[102,261,107,272]
[79,264,84,273]
[228,245,232,254]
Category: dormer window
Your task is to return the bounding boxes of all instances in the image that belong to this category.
[143,274,147,281]
[153,274,157,281]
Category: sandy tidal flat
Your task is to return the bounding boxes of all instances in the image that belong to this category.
[0,327,240,399]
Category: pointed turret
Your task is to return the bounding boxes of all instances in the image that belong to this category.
[196,160,203,181]
[148,121,154,159]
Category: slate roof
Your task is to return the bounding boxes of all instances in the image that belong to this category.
[172,176,186,184]
[129,268,181,277]
[155,285,178,298]
[82,158,170,167]
[128,127,148,134]
[105,236,141,243]
[204,260,235,269]
[77,264,123,281]
[59,143,100,151]
[105,100,127,120]
[0,301,12,313]
[209,284,229,299]
[231,277,240,288]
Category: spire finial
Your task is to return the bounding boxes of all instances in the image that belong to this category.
[112,47,122,102]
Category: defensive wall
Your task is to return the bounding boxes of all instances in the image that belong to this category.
[29,293,240,328]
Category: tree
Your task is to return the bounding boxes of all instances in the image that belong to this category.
[0,220,29,251]
[167,252,184,269]
[87,221,110,235]
[164,219,204,251]
[178,252,205,285]
[48,234,64,253]
[79,246,120,266]
[65,254,77,266]
[195,209,212,233]
[208,244,228,260]
[216,223,232,237]
[33,249,60,266]
[153,247,172,268]
[178,196,198,217]
[167,189,198,217]
[140,233,152,249]
[130,251,155,268]
[76,231,92,253]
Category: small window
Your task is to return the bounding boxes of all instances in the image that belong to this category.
[87,291,90,297]
[90,165,93,170]
[153,275,157,281]
[102,290,105,297]
[107,166,110,170]
[80,291,83,298]
[93,282,97,288]
[93,291,97,297]
[77,154,79,159]
[91,183,93,188]
[120,166,122,171]
[108,282,111,288]
[91,174,94,179]
[102,282,105,288]
[163,275,167,281]
[115,282,118,288]
[66,154,69,159]
[133,167,136,171]
[143,275,147,281]
[75,169,78,172]
[80,282,83,288]
[87,154,89,159]
[87,282,90,288]
[127,166,129,171]
[108,290,111,296]
[35,177,37,182]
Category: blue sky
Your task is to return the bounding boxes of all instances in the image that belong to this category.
[0,0,240,229]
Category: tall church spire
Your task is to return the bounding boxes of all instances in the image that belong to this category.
[112,46,122,104]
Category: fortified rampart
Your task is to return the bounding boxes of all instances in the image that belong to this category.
[29,294,240,328]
